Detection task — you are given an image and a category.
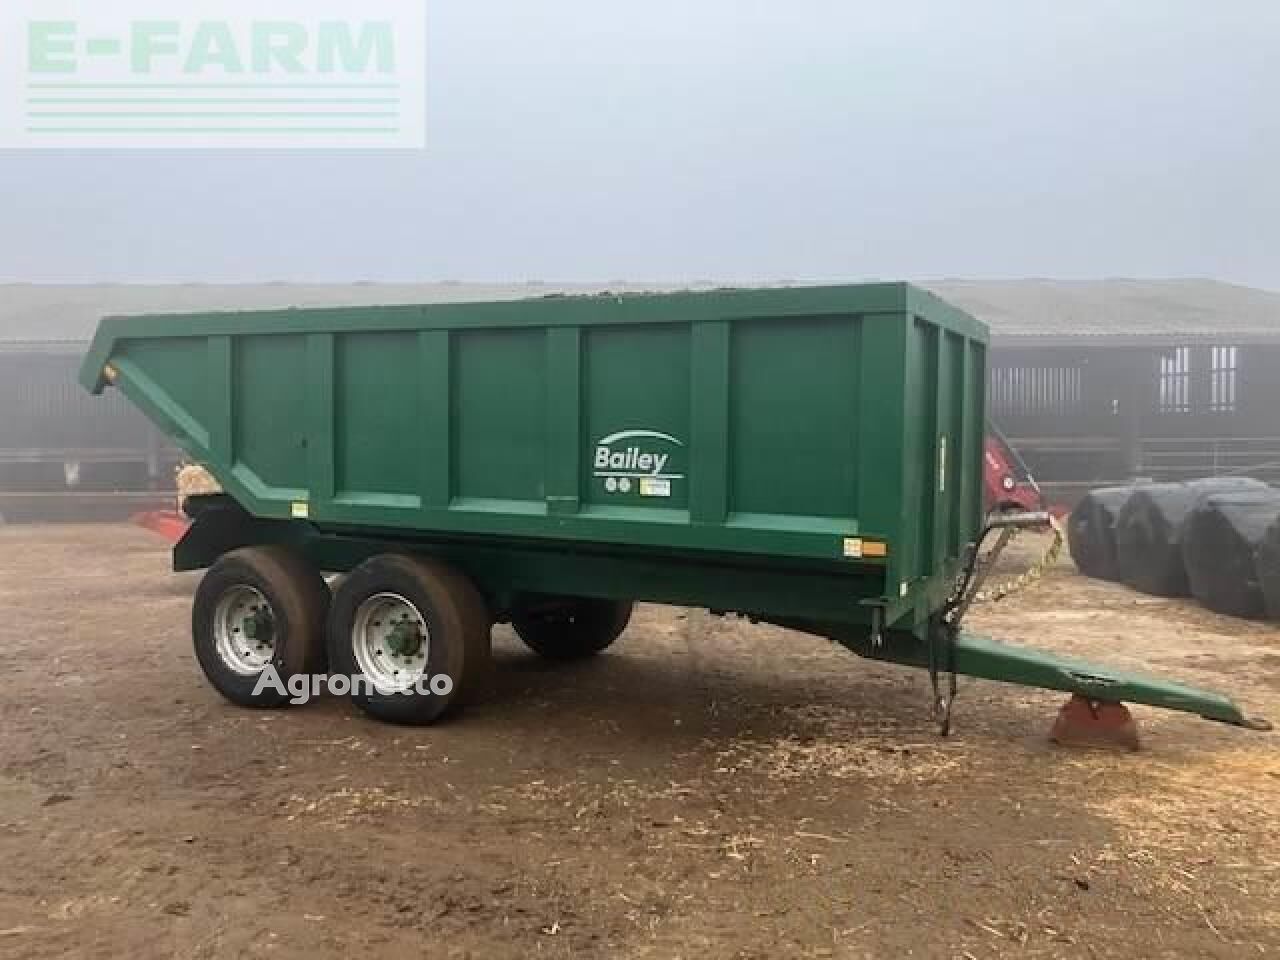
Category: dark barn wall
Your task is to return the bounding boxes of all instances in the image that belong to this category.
[989,345,1129,489]
[991,342,1280,495]
[0,349,179,493]
[1241,345,1280,427]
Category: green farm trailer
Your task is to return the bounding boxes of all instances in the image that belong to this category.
[80,283,1266,732]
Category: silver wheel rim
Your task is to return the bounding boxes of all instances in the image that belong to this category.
[213,586,276,676]
[352,592,430,693]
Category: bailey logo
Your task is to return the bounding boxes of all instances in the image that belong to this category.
[593,429,684,497]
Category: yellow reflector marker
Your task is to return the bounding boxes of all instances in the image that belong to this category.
[102,363,118,385]
[843,538,889,559]
[291,501,311,519]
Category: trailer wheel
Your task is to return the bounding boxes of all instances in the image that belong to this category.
[192,547,330,708]
[512,597,633,660]
[327,555,490,725]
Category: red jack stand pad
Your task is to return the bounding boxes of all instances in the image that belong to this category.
[1050,695,1141,751]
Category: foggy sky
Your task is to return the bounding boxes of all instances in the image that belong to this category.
[1,1,1276,288]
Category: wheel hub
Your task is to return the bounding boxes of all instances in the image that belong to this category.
[242,608,274,644]
[386,620,423,657]
[212,585,277,676]
[351,592,431,693]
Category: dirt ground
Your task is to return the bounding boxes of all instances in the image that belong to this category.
[0,525,1277,959]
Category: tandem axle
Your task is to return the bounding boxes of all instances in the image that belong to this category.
[173,497,1271,739]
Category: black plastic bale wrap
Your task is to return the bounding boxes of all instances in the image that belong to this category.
[1067,486,1136,580]
[1115,478,1272,597]
[1257,514,1280,621]
[1183,489,1280,619]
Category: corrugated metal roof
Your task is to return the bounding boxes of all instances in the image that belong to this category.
[925,278,1280,346]
[2,279,1278,348]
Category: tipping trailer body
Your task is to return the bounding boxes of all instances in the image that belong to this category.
[80,283,1263,730]
[83,283,983,635]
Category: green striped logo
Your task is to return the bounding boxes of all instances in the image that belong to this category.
[3,2,426,149]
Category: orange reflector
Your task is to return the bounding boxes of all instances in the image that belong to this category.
[842,537,889,560]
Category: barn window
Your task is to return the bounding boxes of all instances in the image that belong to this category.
[989,365,1082,415]
[1208,346,1238,412]
[1158,347,1191,413]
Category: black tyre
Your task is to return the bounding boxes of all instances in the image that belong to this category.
[512,597,633,660]
[192,546,330,708]
[327,554,491,725]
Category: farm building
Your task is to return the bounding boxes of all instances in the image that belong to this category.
[0,337,170,494]
[2,279,1278,512]
[932,279,1280,497]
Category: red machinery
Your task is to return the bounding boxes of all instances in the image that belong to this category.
[984,421,1047,516]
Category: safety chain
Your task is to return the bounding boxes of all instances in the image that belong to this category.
[971,514,1065,604]
[928,511,1064,736]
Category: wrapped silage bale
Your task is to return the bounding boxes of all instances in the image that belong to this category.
[1256,513,1280,621]
[1067,486,1137,581]
[1183,489,1280,619]
[1115,478,1271,597]
[1185,477,1271,497]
